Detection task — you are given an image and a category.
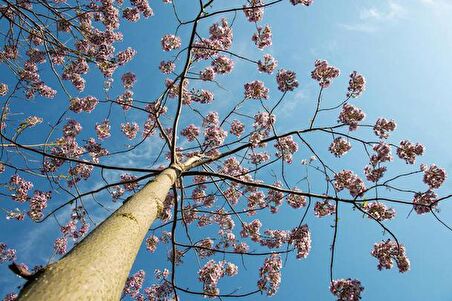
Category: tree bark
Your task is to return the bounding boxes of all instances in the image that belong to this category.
[18,167,179,301]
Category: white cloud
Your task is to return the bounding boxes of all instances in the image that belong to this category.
[339,0,406,32]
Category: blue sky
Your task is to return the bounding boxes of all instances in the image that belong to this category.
[1,0,452,300]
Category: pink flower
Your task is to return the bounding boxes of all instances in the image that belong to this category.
[421,164,446,189]
[159,61,175,74]
[244,80,269,99]
[276,69,299,92]
[0,242,16,263]
[275,135,298,163]
[289,225,311,259]
[200,67,216,81]
[364,165,387,182]
[252,25,272,49]
[121,122,139,139]
[287,188,306,208]
[69,96,98,113]
[338,104,365,131]
[28,190,51,221]
[347,71,366,98]
[63,119,82,137]
[371,240,410,273]
[121,173,139,191]
[396,140,424,164]
[243,0,264,22]
[181,124,200,141]
[54,237,67,255]
[0,83,8,96]
[291,0,314,6]
[123,7,141,22]
[370,142,392,165]
[161,34,181,51]
[330,278,364,301]
[314,200,336,217]
[145,235,159,253]
[121,72,136,88]
[362,202,395,221]
[117,47,137,66]
[249,152,270,164]
[334,170,366,197]
[413,190,437,214]
[95,120,111,140]
[257,254,282,296]
[211,56,234,74]
[258,54,278,74]
[230,120,245,137]
[329,137,351,157]
[373,118,396,139]
[123,270,145,299]
[311,59,340,88]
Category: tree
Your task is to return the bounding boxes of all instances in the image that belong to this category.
[0,0,450,300]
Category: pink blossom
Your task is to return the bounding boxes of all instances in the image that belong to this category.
[240,219,262,242]
[364,165,387,182]
[121,122,139,139]
[373,118,396,139]
[260,229,290,248]
[9,175,33,203]
[275,135,298,163]
[116,90,134,110]
[204,126,227,147]
[252,25,272,49]
[117,47,137,66]
[276,69,299,92]
[121,173,139,191]
[146,235,159,253]
[0,242,16,263]
[159,61,175,74]
[311,59,340,88]
[362,202,395,221]
[338,104,365,131]
[258,54,278,74]
[121,72,136,88]
[28,190,51,221]
[230,120,245,137]
[0,83,8,96]
[413,190,437,214]
[110,185,125,200]
[191,89,214,104]
[421,164,446,189]
[257,254,282,296]
[330,278,364,301]
[291,0,314,6]
[334,170,366,197]
[123,7,140,22]
[161,34,181,51]
[287,189,306,208]
[95,120,111,140]
[69,96,98,113]
[396,140,424,164]
[314,200,336,217]
[181,124,200,141]
[289,224,311,259]
[371,240,410,273]
[63,119,82,137]
[130,0,154,17]
[243,0,264,22]
[370,142,392,165]
[329,137,351,157]
[212,56,234,74]
[249,152,270,164]
[244,80,269,99]
[123,270,145,299]
[200,67,216,81]
[347,71,366,98]
[198,260,236,297]
[54,237,67,255]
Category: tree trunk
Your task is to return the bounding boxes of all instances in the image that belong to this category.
[18,167,179,301]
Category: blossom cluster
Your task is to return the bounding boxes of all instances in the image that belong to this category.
[311,59,340,88]
[330,278,364,301]
[334,170,366,197]
[0,242,16,263]
[198,260,238,297]
[371,240,410,273]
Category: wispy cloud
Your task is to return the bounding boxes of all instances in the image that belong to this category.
[339,0,406,32]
